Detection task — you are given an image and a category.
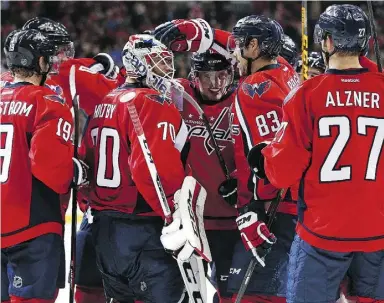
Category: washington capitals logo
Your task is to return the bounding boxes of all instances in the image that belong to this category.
[242,80,271,98]
[43,95,65,105]
[46,84,64,96]
[146,94,171,105]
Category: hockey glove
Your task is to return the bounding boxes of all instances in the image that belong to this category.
[153,19,214,53]
[72,158,89,187]
[236,211,276,267]
[247,141,270,179]
[160,177,212,262]
[218,177,238,207]
[90,53,119,79]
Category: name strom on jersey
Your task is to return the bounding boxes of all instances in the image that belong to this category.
[0,101,34,116]
[325,91,380,108]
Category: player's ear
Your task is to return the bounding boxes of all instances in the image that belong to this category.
[248,38,259,57]
[38,56,49,73]
[325,36,335,54]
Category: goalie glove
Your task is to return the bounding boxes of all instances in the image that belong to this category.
[90,53,120,79]
[160,177,212,262]
[236,211,276,267]
[72,158,89,188]
[153,19,214,53]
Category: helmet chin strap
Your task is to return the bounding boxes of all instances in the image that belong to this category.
[38,59,52,86]
[321,48,336,67]
[321,38,336,68]
[240,49,262,75]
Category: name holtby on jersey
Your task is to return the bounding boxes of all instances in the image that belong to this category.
[93,103,117,119]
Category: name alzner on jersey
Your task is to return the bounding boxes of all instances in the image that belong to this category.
[325,90,380,108]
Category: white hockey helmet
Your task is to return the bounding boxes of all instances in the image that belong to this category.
[122,34,182,100]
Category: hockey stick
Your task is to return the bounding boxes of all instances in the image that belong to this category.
[183,91,230,179]
[68,65,80,303]
[301,0,309,81]
[125,95,208,303]
[367,1,383,72]
[233,188,285,303]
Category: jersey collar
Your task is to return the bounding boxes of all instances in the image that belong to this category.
[326,68,369,75]
[256,63,280,72]
[4,81,34,88]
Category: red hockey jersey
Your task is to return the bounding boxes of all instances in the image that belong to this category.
[1,71,14,86]
[209,28,299,211]
[263,68,384,252]
[1,71,65,99]
[232,63,299,210]
[51,58,121,212]
[178,79,237,230]
[50,58,121,116]
[359,56,380,72]
[86,84,188,217]
[1,82,74,248]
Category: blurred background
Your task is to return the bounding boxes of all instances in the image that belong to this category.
[1,1,383,77]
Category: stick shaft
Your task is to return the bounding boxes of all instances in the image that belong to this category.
[367,1,383,72]
[301,1,309,81]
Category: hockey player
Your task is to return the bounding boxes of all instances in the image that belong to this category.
[22,17,123,303]
[296,51,326,79]
[1,29,20,85]
[281,34,299,70]
[0,29,83,303]
[85,34,209,303]
[22,17,121,114]
[248,4,384,303]
[176,51,238,303]
[154,15,299,303]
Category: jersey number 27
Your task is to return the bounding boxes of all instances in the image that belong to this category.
[319,116,383,182]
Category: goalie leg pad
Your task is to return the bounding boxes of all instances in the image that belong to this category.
[178,176,212,262]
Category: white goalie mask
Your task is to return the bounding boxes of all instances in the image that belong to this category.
[122,34,184,105]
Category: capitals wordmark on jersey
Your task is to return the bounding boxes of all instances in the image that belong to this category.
[186,107,232,155]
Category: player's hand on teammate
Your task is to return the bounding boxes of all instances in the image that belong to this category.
[218,177,238,206]
[247,141,271,179]
[72,158,89,188]
[236,211,276,267]
[153,19,213,53]
[90,53,120,79]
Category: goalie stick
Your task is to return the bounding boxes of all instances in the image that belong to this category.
[68,65,80,303]
[367,1,383,72]
[233,188,286,303]
[124,93,209,303]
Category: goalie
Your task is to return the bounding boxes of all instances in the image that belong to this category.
[84,34,211,303]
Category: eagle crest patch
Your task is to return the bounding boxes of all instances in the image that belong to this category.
[242,80,271,98]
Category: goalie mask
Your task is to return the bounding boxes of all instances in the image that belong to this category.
[122,34,183,104]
